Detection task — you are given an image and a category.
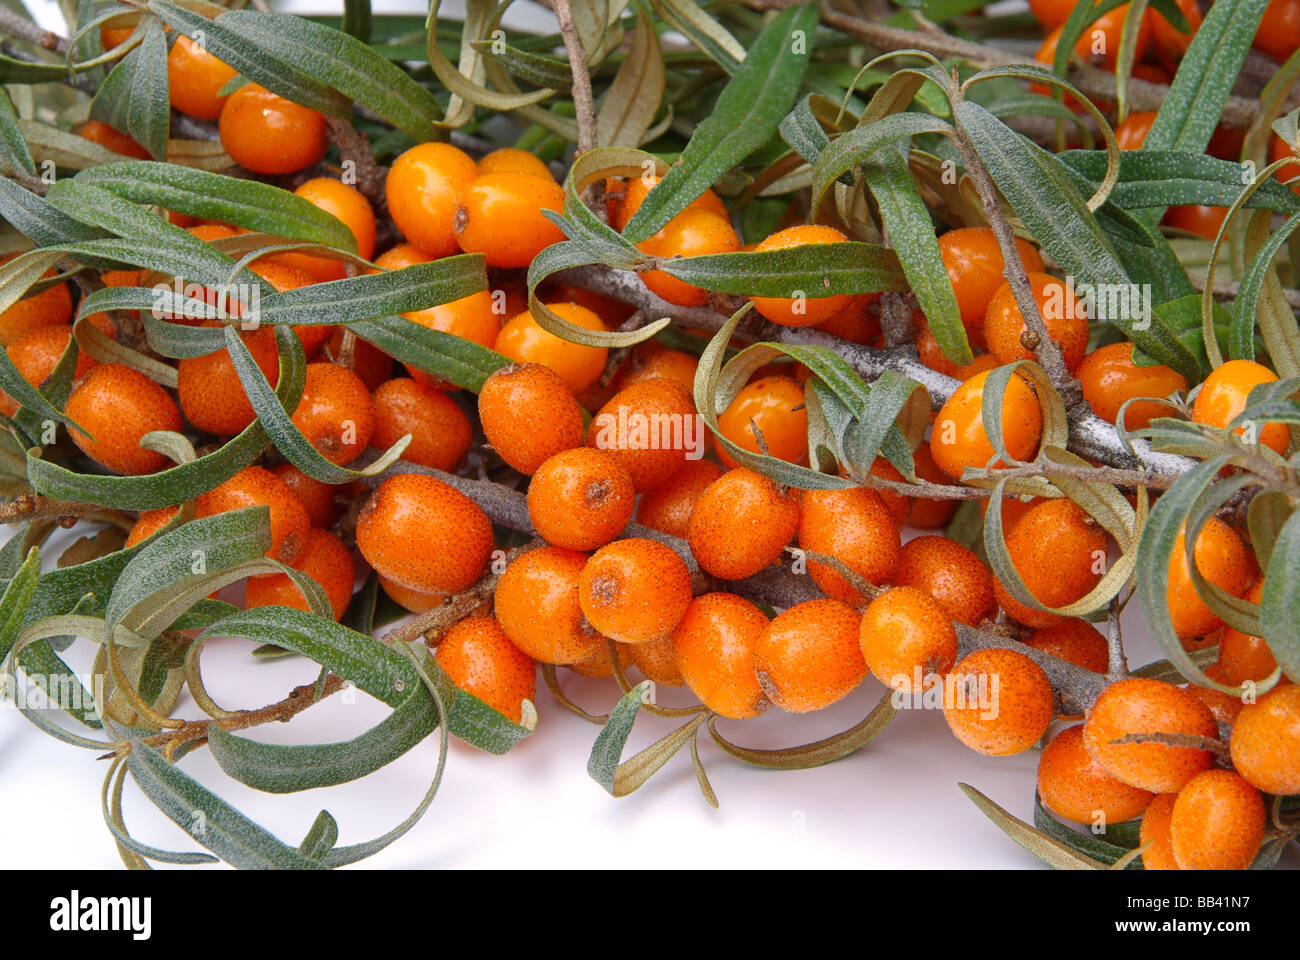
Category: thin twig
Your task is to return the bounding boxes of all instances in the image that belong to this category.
[553,0,598,154]
[0,6,68,54]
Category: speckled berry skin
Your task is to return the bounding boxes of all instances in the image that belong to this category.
[587,377,698,492]
[943,648,1053,756]
[245,527,355,620]
[435,616,536,724]
[1170,769,1265,870]
[894,535,995,627]
[1229,684,1300,796]
[1139,793,1181,870]
[478,362,584,475]
[494,546,604,665]
[65,364,184,475]
[1037,724,1154,826]
[992,498,1107,629]
[527,448,635,551]
[688,468,799,581]
[578,538,693,644]
[755,598,867,713]
[636,459,723,540]
[672,592,770,719]
[196,465,312,565]
[798,487,901,605]
[859,586,957,692]
[931,368,1043,479]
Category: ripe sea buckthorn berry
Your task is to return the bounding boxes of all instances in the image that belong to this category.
[291,363,374,465]
[477,147,553,180]
[984,273,1089,372]
[196,465,311,564]
[177,326,279,436]
[245,527,355,621]
[916,319,999,381]
[615,175,727,232]
[931,368,1043,479]
[478,362,583,475]
[527,448,635,550]
[636,459,723,540]
[754,598,866,713]
[273,178,377,283]
[494,303,608,395]
[125,506,180,548]
[100,25,134,48]
[1254,0,1300,61]
[1082,677,1219,793]
[866,458,911,526]
[894,535,995,627]
[687,467,800,580]
[1151,0,1200,67]
[218,84,328,175]
[859,586,957,692]
[453,172,566,268]
[1229,684,1300,795]
[166,34,237,120]
[1077,341,1188,430]
[816,294,881,345]
[1166,518,1257,640]
[0,325,99,416]
[612,342,698,394]
[588,377,697,492]
[0,256,73,345]
[937,227,1045,339]
[434,616,536,724]
[370,377,472,472]
[1137,793,1181,870]
[797,487,901,605]
[76,119,150,159]
[1185,663,1245,725]
[1037,725,1154,826]
[577,538,693,644]
[1023,618,1109,673]
[1191,358,1290,456]
[1218,581,1281,684]
[636,209,740,307]
[1162,204,1228,240]
[715,374,808,469]
[1169,769,1265,871]
[979,492,1046,535]
[380,574,444,613]
[494,546,604,664]
[65,364,183,475]
[943,648,1054,756]
[355,472,494,594]
[907,441,960,528]
[749,225,851,326]
[623,636,684,687]
[992,498,1107,629]
[1270,133,1300,194]
[385,142,477,258]
[403,290,503,390]
[273,462,343,528]
[1114,110,1157,150]
[672,592,769,718]
[568,643,613,678]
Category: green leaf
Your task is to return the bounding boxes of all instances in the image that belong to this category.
[655,241,906,298]
[342,0,371,41]
[809,110,954,212]
[0,177,106,246]
[421,651,536,754]
[0,87,35,176]
[0,546,41,664]
[621,3,819,242]
[347,314,509,393]
[127,741,327,869]
[960,783,1105,869]
[1259,508,1300,683]
[707,691,894,769]
[1231,212,1300,361]
[89,19,170,161]
[1033,794,1142,867]
[596,6,663,149]
[588,680,652,792]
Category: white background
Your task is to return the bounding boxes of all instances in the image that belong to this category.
[4,0,1297,871]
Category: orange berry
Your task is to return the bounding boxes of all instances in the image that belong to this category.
[622,635,684,687]
[0,325,99,416]
[715,375,808,469]
[866,458,911,526]
[434,616,535,724]
[612,343,698,394]
[65,364,183,475]
[494,546,604,664]
[386,142,478,258]
[1270,132,1300,195]
[983,273,1089,372]
[568,643,614,678]
[797,487,901,604]
[370,377,471,472]
[749,225,851,326]
[1114,110,1157,151]
[477,147,553,180]
[1037,724,1154,826]
[1191,359,1290,456]
[1217,581,1281,684]
[478,362,583,475]
[672,592,769,718]
[1170,769,1265,870]
[218,84,328,175]
[1229,684,1300,795]
[687,467,800,580]
[816,294,881,345]
[917,319,1000,379]
[1254,0,1300,61]
[1162,204,1228,240]
[943,647,1053,755]
[1139,793,1181,870]
[494,303,607,395]
[992,498,1107,629]
[755,598,866,713]
[454,172,565,268]
[401,289,503,391]
[1186,662,1246,725]
[527,448,635,550]
[0,255,73,345]
[615,175,727,232]
[636,458,723,540]
[1077,341,1187,431]
[379,574,445,613]
[937,227,1045,339]
[1166,518,1257,640]
[325,331,393,391]
[76,119,149,160]
[355,473,493,594]
[1151,0,1201,66]
[177,326,280,436]
[1023,618,1109,673]
[273,177,377,282]
[100,25,135,49]
[167,34,237,120]
[894,535,995,627]
[578,538,693,644]
[245,527,354,620]
[859,586,958,692]
[1082,677,1220,793]
[907,441,960,528]
[273,462,343,528]
[125,506,180,548]
[931,369,1043,479]
[587,377,697,492]
[636,209,740,306]
[196,465,312,564]
[290,363,374,465]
